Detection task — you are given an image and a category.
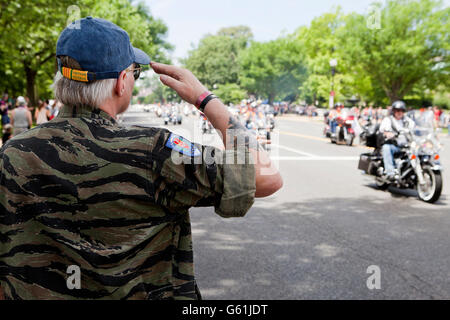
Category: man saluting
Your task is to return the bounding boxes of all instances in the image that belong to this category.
[0,17,282,300]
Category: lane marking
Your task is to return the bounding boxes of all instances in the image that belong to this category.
[270,144,359,161]
[271,144,317,157]
[279,130,329,142]
[279,130,374,150]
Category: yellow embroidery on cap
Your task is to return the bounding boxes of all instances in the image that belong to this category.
[61,67,89,82]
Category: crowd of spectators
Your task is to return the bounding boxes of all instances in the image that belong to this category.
[0,93,62,146]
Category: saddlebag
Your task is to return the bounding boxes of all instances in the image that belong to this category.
[358,153,382,175]
[358,153,371,173]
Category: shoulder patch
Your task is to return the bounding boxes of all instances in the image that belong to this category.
[165,133,201,157]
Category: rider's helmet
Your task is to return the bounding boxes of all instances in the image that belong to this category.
[392,100,406,112]
[334,102,344,110]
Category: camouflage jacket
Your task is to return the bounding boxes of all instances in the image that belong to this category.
[0,105,255,300]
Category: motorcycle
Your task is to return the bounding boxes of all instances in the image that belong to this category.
[184,106,190,117]
[325,109,356,146]
[266,113,275,131]
[163,112,170,125]
[256,118,271,150]
[201,116,213,134]
[170,112,179,125]
[358,125,443,203]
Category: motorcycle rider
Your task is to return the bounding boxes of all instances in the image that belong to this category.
[379,100,415,180]
[328,103,344,136]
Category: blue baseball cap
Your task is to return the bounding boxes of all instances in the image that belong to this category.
[56,16,150,82]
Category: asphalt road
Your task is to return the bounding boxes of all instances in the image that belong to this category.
[121,107,450,300]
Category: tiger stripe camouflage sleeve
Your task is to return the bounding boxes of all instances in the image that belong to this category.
[154,129,256,218]
[0,105,256,300]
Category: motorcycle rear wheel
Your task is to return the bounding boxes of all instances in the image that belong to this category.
[417,167,442,203]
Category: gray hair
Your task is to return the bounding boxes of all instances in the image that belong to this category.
[52,56,117,108]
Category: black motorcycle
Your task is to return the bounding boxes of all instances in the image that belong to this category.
[358,126,443,203]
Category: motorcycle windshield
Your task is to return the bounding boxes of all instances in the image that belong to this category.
[415,110,435,128]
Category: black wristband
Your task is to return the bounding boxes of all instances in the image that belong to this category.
[199,94,217,112]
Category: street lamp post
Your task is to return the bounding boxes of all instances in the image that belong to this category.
[329,59,337,109]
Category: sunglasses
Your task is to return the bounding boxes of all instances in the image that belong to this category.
[125,63,142,80]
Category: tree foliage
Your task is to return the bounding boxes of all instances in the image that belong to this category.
[294,10,348,105]
[0,0,171,106]
[239,36,307,104]
[1,0,448,108]
[182,26,253,89]
[339,0,449,104]
[214,83,247,105]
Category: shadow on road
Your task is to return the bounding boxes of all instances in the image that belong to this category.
[364,183,447,205]
[191,196,450,300]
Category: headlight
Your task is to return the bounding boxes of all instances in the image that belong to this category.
[422,141,434,150]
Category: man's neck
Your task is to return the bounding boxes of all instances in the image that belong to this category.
[98,100,119,119]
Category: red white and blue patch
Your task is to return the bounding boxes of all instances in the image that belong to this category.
[165,133,201,157]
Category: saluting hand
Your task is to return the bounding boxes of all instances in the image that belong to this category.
[150,62,208,106]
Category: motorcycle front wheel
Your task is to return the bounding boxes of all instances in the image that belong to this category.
[375,177,389,190]
[346,134,355,146]
[417,167,443,203]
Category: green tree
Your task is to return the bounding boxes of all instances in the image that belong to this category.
[432,84,450,109]
[0,0,73,105]
[294,10,345,105]
[138,73,174,104]
[239,36,307,104]
[340,0,449,104]
[294,9,381,106]
[214,83,247,105]
[0,0,171,106]
[182,26,253,89]
[217,25,253,47]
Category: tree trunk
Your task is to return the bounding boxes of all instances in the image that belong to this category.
[268,92,275,105]
[24,64,37,107]
[386,90,403,104]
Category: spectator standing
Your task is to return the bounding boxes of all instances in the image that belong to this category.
[1,93,11,129]
[433,106,442,123]
[375,107,383,123]
[2,124,12,145]
[447,110,450,137]
[34,99,51,124]
[10,96,32,136]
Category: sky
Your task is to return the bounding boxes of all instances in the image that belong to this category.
[146,0,382,63]
[144,0,443,64]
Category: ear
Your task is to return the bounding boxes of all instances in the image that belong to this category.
[115,70,127,97]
